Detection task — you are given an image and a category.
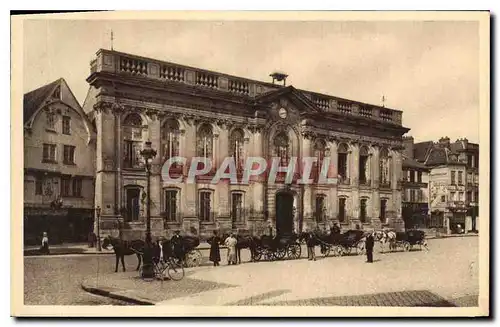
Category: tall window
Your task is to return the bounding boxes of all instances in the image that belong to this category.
[380,199,387,222]
[417,171,422,183]
[61,176,82,197]
[451,171,456,185]
[379,148,390,186]
[274,131,290,166]
[315,195,326,223]
[123,113,144,169]
[42,144,57,162]
[46,112,56,130]
[458,171,463,185]
[63,145,75,164]
[359,146,369,184]
[467,155,473,168]
[360,199,367,223]
[409,170,415,183]
[164,189,178,222]
[62,116,71,135]
[466,191,472,203]
[313,139,327,179]
[474,155,479,170]
[459,192,464,202]
[230,129,245,171]
[337,143,349,182]
[231,192,244,223]
[338,198,346,222]
[197,124,214,161]
[199,191,212,222]
[450,192,456,201]
[161,119,180,162]
[72,178,82,197]
[61,176,71,197]
[35,178,43,195]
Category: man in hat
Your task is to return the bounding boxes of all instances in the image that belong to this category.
[171,230,184,265]
[365,230,375,263]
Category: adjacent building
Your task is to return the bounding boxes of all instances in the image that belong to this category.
[83,49,410,240]
[23,78,96,245]
[401,136,430,229]
[409,136,479,234]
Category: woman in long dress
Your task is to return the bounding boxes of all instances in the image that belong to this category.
[225,233,237,265]
[208,231,221,266]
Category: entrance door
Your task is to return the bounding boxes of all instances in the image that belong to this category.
[126,188,141,222]
[275,192,294,236]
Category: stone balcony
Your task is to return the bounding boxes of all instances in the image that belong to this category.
[89,49,404,126]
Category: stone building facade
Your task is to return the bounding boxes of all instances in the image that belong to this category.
[411,137,479,234]
[24,78,96,244]
[83,49,410,240]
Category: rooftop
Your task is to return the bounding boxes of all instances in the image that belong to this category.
[88,49,404,126]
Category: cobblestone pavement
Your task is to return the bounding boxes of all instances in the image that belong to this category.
[159,237,479,306]
[24,255,137,305]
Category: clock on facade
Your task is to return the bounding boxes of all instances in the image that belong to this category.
[278,108,288,119]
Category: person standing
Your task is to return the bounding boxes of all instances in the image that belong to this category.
[365,232,375,263]
[208,231,221,267]
[171,230,184,265]
[306,231,316,261]
[225,233,237,265]
[40,232,50,255]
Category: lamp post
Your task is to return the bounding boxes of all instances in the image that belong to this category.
[95,206,102,251]
[140,141,156,278]
[140,141,157,243]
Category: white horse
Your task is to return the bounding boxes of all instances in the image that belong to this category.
[373,230,397,253]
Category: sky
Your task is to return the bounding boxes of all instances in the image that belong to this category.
[23,18,480,144]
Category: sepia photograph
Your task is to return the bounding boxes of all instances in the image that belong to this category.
[11,11,490,317]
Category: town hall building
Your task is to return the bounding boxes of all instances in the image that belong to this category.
[83,49,410,240]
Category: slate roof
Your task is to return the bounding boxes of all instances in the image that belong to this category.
[413,141,433,162]
[402,156,429,170]
[23,79,61,124]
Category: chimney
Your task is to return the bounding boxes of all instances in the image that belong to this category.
[438,136,450,148]
[402,136,414,159]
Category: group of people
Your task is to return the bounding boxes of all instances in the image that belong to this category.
[150,230,184,265]
[207,231,238,266]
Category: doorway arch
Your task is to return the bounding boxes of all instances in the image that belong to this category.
[275,191,295,236]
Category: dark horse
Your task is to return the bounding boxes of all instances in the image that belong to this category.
[102,237,145,272]
[102,235,201,272]
[221,233,260,264]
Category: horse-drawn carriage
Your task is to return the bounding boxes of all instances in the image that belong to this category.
[390,229,428,252]
[252,234,302,262]
[312,230,367,257]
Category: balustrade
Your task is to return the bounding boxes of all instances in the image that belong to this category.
[120,58,148,76]
[160,65,184,81]
[196,72,218,88]
[229,80,249,95]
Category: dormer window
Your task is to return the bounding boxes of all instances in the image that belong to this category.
[46,112,56,130]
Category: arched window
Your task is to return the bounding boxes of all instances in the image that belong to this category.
[379,148,391,187]
[197,124,213,159]
[360,198,368,223]
[359,146,370,185]
[314,139,327,178]
[230,129,245,170]
[274,131,290,166]
[337,143,349,184]
[123,113,144,169]
[161,119,180,161]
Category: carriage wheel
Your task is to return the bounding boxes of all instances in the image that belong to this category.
[274,247,287,260]
[264,249,275,261]
[402,241,410,252]
[287,244,301,260]
[252,248,263,262]
[333,245,343,257]
[167,260,185,281]
[357,241,366,255]
[185,249,203,267]
[345,246,352,255]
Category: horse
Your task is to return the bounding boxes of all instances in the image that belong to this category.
[372,230,397,253]
[221,233,259,264]
[102,236,145,272]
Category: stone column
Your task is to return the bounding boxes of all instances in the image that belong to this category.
[94,103,117,237]
[391,149,404,231]
[350,143,360,227]
[371,146,381,229]
[252,130,265,219]
[113,106,123,217]
[328,139,338,223]
[216,126,230,222]
[302,136,313,223]
[148,113,163,232]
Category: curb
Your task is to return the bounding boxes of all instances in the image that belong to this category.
[81,281,155,305]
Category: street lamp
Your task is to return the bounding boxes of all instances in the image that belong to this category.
[140,141,156,278]
[95,206,102,252]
